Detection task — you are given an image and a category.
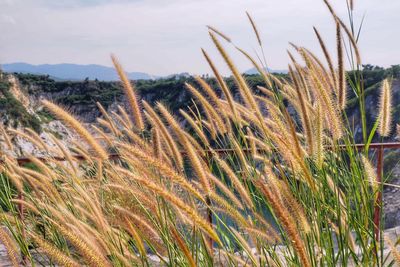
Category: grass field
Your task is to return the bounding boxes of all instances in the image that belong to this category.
[0,0,399,266]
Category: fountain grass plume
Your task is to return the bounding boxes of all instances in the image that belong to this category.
[96,102,119,135]
[385,237,400,265]
[201,48,239,121]
[30,233,80,267]
[116,142,205,202]
[322,0,361,65]
[185,82,227,134]
[361,154,379,194]
[377,78,392,136]
[0,227,19,267]
[246,11,262,46]
[211,152,254,209]
[180,109,210,146]
[256,179,311,267]
[42,100,108,160]
[151,128,162,159]
[124,217,147,257]
[336,21,347,109]
[116,167,220,243]
[169,226,196,267]
[313,27,337,92]
[206,25,231,43]
[51,222,111,267]
[117,105,133,129]
[209,32,260,115]
[157,102,211,194]
[143,100,184,170]
[111,54,144,130]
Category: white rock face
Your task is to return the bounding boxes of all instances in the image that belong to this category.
[0,120,75,158]
[384,174,400,229]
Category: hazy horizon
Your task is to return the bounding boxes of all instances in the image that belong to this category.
[1,0,399,76]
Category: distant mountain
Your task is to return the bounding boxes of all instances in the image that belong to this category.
[1,63,158,81]
[245,67,288,75]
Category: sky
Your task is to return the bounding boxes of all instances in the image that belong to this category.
[0,0,399,76]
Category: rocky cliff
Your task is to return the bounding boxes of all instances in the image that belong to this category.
[0,73,77,157]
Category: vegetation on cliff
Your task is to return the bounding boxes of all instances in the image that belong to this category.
[7,64,400,125]
[0,74,41,132]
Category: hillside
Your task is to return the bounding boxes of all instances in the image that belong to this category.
[1,65,399,129]
[0,65,399,140]
[5,72,276,123]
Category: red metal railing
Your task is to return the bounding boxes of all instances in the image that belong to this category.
[12,141,400,164]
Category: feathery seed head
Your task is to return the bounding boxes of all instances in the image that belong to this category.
[111,54,144,130]
[207,25,231,43]
[361,155,379,194]
[246,11,262,46]
[42,100,108,160]
[377,78,392,136]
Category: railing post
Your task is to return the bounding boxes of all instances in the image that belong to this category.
[373,147,383,241]
[17,192,27,265]
[204,156,214,255]
[205,195,213,251]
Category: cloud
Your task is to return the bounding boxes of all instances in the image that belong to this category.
[1,14,16,24]
[3,0,15,6]
[34,0,144,9]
